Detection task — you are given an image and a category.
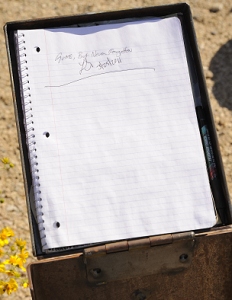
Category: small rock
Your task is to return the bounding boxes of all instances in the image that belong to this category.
[209,3,223,13]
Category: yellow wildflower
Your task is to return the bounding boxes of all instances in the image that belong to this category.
[0,239,8,247]
[0,278,18,295]
[4,255,20,266]
[0,227,14,246]
[4,227,14,237]
[1,157,10,164]
[22,280,29,288]
[15,238,26,250]
[0,263,6,273]
[5,255,26,271]
[5,278,18,295]
[1,157,14,168]
[0,228,28,295]
[19,263,26,272]
[5,269,20,278]
[18,248,29,264]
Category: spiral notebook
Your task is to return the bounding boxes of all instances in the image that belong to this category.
[15,16,216,252]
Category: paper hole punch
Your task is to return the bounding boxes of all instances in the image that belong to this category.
[43,132,50,138]
[54,222,60,228]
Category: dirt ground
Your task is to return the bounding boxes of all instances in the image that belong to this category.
[0,0,232,299]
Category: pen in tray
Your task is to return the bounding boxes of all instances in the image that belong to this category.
[194,82,228,225]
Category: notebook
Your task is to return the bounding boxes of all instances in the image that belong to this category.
[15,16,216,252]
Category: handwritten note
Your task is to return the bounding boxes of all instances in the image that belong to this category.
[55,47,131,72]
[18,17,216,251]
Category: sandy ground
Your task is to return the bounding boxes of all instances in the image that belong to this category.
[0,0,232,299]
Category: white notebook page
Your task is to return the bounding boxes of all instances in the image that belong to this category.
[18,17,216,250]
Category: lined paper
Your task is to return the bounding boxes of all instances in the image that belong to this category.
[18,17,216,250]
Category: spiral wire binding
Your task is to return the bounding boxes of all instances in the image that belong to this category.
[18,32,47,248]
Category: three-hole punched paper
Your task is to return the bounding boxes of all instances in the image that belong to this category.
[16,17,216,251]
